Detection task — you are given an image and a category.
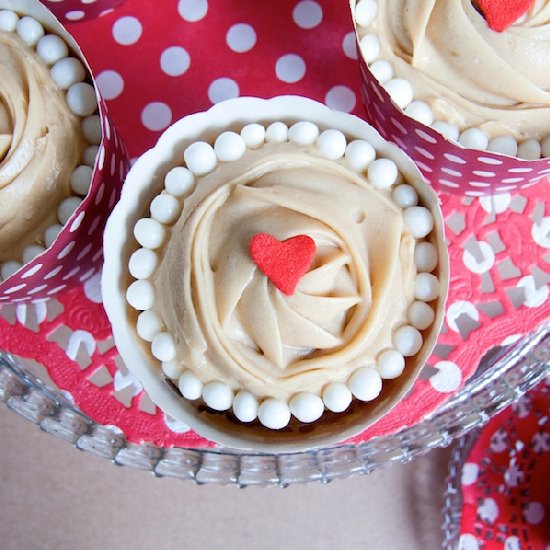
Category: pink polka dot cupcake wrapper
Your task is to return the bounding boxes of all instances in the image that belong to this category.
[0,0,129,303]
[41,0,127,23]
[352,26,550,197]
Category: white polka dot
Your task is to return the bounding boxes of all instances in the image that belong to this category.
[463,241,495,274]
[65,11,85,21]
[275,54,306,83]
[83,272,102,303]
[524,502,545,524]
[325,85,356,113]
[95,70,124,100]
[518,276,549,308]
[293,1,323,29]
[458,534,479,550]
[430,361,462,392]
[342,31,357,59]
[478,497,499,523]
[226,23,256,53]
[461,463,479,485]
[178,0,208,22]
[141,102,172,131]
[160,46,191,76]
[208,77,239,104]
[446,301,479,333]
[112,16,142,46]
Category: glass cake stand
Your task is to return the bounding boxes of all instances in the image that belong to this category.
[0,322,549,486]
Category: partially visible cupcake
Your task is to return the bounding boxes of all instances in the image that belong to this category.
[102,96,449,451]
[0,0,127,302]
[352,0,550,195]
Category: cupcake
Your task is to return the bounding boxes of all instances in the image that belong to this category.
[0,0,127,302]
[352,0,550,195]
[102,96,448,451]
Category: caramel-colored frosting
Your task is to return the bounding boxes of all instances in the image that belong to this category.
[0,31,84,262]
[152,144,417,401]
[362,0,550,139]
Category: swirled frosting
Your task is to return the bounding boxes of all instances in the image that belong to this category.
[368,0,550,139]
[0,31,84,262]
[152,143,417,402]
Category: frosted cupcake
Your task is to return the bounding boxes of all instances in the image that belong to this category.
[103,96,448,451]
[0,8,100,281]
[352,0,550,194]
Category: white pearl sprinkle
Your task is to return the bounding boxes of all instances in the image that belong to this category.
[414,241,438,272]
[385,78,413,109]
[66,82,97,117]
[289,392,324,423]
[392,184,418,208]
[214,131,246,161]
[161,359,183,379]
[404,100,434,125]
[407,301,435,331]
[369,60,393,84]
[82,115,102,145]
[51,57,86,90]
[136,310,163,342]
[164,166,195,197]
[488,136,518,157]
[202,381,233,411]
[1,261,22,280]
[316,129,347,160]
[393,325,423,356]
[368,158,398,189]
[257,399,291,430]
[359,34,380,64]
[44,224,63,248]
[151,332,177,362]
[83,145,99,167]
[22,245,45,264]
[348,367,383,402]
[184,141,217,175]
[57,196,82,225]
[403,206,434,239]
[232,391,259,423]
[126,279,155,310]
[240,123,265,149]
[432,121,460,142]
[37,34,69,65]
[265,122,288,143]
[70,165,93,196]
[16,16,44,46]
[178,372,203,400]
[355,0,378,27]
[150,194,181,225]
[518,139,541,160]
[458,127,489,150]
[129,248,158,279]
[542,136,550,158]
[414,273,440,302]
[322,383,352,413]
[0,11,19,32]
[288,121,319,146]
[377,349,405,379]
[133,218,165,249]
[345,139,376,172]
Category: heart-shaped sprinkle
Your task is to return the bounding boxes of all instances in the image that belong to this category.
[249,233,316,296]
[475,0,534,32]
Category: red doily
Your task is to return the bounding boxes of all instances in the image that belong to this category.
[459,379,550,549]
[0,0,549,448]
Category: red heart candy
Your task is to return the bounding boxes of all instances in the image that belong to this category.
[249,233,316,296]
[476,0,534,32]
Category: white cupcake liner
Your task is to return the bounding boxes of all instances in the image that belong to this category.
[102,95,449,452]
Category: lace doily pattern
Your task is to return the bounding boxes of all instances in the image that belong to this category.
[459,379,550,549]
